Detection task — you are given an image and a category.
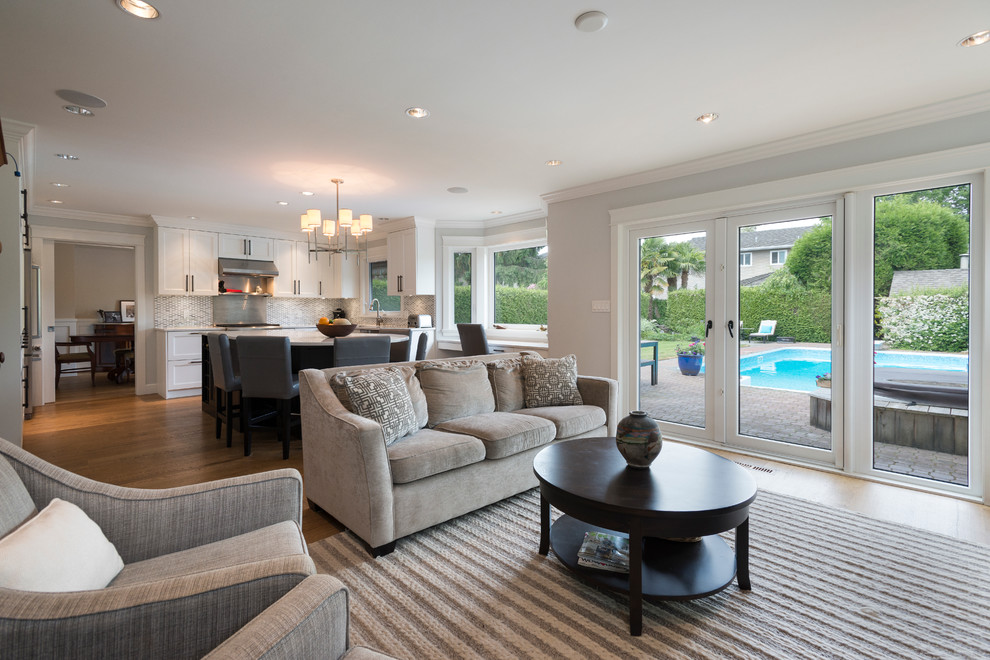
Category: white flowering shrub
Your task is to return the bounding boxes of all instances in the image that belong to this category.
[877,291,969,352]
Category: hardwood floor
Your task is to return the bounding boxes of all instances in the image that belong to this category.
[22,375,990,547]
[23,375,342,542]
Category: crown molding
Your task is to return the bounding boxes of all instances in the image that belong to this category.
[435,207,547,230]
[1,118,33,140]
[31,206,153,227]
[542,90,990,206]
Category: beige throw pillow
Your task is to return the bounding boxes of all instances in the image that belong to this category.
[343,370,419,445]
[0,498,124,592]
[417,362,495,427]
[522,353,583,408]
[486,357,526,412]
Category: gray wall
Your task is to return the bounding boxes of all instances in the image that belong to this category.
[0,151,23,445]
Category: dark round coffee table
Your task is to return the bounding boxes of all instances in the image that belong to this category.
[533,438,757,635]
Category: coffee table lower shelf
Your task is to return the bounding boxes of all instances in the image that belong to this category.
[550,515,738,601]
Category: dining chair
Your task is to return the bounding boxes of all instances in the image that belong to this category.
[414,332,429,360]
[206,333,241,448]
[236,336,299,460]
[54,340,96,388]
[333,335,392,367]
[456,323,491,356]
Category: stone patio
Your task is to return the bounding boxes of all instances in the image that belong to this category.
[638,343,969,487]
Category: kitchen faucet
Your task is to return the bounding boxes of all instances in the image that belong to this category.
[370,298,383,326]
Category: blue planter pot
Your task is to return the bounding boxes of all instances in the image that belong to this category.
[677,354,703,376]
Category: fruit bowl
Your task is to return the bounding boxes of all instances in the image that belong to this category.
[316,323,358,338]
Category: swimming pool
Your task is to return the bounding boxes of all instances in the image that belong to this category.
[737,347,968,392]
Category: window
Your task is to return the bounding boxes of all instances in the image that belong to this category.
[770,250,787,264]
[369,260,400,312]
[453,252,473,323]
[740,252,752,266]
[493,245,548,327]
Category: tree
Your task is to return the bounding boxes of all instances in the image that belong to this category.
[786,218,832,290]
[672,242,705,289]
[639,237,674,295]
[874,197,969,296]
[494,246,547,289]
[876,184,970,218]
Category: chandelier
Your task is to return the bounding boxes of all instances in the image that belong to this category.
[301,178,372,258]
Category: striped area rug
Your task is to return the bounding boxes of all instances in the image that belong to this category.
[308,489,990,659]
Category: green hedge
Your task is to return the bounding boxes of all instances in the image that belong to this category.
[494,286,547,324]
[640,293,667,325]
[454,285,472,324]
[665,288,832,342]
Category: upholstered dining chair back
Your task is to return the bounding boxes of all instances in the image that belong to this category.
[415,332,429,360]
[236,336,297,400]
[207,333,240,393]
[457,323,491,356]
[333,335,392,367]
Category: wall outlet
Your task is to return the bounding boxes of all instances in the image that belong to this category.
[591,300,610,313]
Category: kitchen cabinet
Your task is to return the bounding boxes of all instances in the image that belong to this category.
[157,330,204,398]
[325,252,359,298]
[274,239,324,297]
[386,221,435,296]
[218,233,274,260]
[157,227,218,295]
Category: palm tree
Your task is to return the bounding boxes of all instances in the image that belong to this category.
[674,242,706,289]
[640,237,674,295]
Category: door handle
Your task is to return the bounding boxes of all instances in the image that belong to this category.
[727,320,734,338]
[705,320,713,338]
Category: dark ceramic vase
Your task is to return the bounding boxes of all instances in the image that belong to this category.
[615,411,662,468]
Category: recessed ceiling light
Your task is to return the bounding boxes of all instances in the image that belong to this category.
[55,90,107,109]
[959,29,990,47]
[696,113,719,124]
[447,186,469,194]
[405,107,430,119]
[491,210,502,215]
[51,182,70,187]
[301,191,315,196]
[188,216,198,220]
[54,154,79,160]
[574,11,608,33]
[546,160,562,167]
[63,105,94,116]
[276,201,289,206]
[116,0,160,19]
[49,200,64,204]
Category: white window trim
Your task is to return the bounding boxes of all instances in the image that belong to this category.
[740,252,752,266]
[440,227,548,347]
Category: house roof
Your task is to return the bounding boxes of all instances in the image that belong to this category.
[889,269,970,295]
[688,225,813,252]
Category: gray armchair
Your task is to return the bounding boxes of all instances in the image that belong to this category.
[0,437,317,659]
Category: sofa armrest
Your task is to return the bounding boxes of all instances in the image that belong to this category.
[299,370,397,549]
[0,555,314,659]
[0,440,303,563]
[577,375,618,436]
[204,574,351,660]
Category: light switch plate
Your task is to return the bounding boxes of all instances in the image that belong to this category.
[591,300,610,313]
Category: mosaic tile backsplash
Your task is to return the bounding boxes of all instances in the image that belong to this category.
[155,295,435,328]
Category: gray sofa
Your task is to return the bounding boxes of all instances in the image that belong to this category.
[299,352,617,555]
[0,438,390,660]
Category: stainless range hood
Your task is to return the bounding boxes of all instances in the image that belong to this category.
[218,258,279,277]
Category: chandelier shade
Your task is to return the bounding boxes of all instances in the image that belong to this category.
[299,178,372,259]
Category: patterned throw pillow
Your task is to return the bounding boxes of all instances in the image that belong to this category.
[522,354,583,408]
[331,366,428,429]
[343,369,419,445]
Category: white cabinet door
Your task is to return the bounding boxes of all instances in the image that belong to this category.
[386,225,435,296]
[167,331,203,360]
[273,239,297,296]
[326,252,359,298]
[295,242,323,297]
[188,230,218,294]
[219,233,274,260]
[167,361,203,391]
[158,227,190,295]
[386,230,408,296]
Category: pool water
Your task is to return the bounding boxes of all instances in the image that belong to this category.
[735,348,968,392]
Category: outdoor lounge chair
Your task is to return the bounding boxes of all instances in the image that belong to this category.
[749,320,777,342]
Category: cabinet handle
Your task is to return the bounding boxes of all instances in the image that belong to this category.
[185,274,189,292]
[248,239,252,256]
[191,275,195,291]
[244,238,248,255]
[319,281,322,296]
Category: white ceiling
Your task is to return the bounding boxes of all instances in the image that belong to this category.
[2,1,989,231]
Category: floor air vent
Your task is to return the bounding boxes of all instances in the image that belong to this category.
[735,461,774,474]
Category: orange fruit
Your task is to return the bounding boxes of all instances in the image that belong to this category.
[317,317,330,325]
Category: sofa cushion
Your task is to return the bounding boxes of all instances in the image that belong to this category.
[417,362,495,427]
[0,498,124,592]
[330,366,428,429]
[435,412,556,459]
[0,455,36,539]
[522,354,583,408]
[515,405,606,439]
[344,370,419,446]
[486,357,526,412]
[111,520,306,586]
[386,429,486,484]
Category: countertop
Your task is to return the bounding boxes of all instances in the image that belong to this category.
[158,326,411,347]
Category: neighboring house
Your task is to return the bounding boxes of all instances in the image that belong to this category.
[889,268,969,296]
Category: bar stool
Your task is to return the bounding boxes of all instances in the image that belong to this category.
[333,335,392,367]
[456,323,491,356]
[236,336,299,459]
[206,333,241,447]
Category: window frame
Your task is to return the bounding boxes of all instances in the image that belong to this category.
[740,252,752,266]
[361,246,406,318]
[770,249,788,264]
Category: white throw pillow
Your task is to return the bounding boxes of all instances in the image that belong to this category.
[0,498,124,592]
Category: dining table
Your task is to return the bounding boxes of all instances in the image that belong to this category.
[70,326,135,382]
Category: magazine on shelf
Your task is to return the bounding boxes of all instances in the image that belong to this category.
[577,531,630,573]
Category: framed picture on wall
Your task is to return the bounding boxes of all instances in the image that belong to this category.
[120,300,135,322]
[102,311,123,323]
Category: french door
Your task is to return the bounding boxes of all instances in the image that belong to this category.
[633,201,843,467]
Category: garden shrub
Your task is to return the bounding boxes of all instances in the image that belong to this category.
[454,285,471,324]
[876,291,969,352]
[494,286,547,325]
